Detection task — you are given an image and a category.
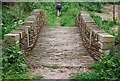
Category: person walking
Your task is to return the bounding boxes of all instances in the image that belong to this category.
[56,2,62,17]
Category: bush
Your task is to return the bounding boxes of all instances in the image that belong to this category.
[115,35,120,45]
[89,45,120,80]
[71,72,101,81]
[2,43,44,79]
[72,45,120,80]
[2,43,27,79]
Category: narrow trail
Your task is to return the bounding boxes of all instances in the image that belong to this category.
[55,17,61,26]
[94,5,118,20]
[94,4,119,33]
[27,26,94,79]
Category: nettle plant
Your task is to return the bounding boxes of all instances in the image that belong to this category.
[2,43,27,78]
[89,45,120,80]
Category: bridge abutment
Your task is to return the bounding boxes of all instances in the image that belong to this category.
[76,11,115,56]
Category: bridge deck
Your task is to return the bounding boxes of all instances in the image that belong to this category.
[28,26,94,79]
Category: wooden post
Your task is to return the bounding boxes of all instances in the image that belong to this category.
[118,5,120,37]
[118,5,120,23]
[113,4,116,21]
[89,27,92,48]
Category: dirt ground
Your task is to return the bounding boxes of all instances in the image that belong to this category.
[94,4,119,32]
[94,4,118,20]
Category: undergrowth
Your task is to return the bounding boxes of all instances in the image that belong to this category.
[71,73,101,81]
[2,3,29,39]
[2,2,57,39]
[60,2,106,26]
[2,43,43,79]
[71,45,120,80]
[3,72,44,79]
[89,12,120,44]
[2,43,27,77]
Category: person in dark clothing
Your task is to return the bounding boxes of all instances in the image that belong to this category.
[56,2,62,17]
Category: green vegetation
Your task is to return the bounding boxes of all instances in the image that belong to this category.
[71,73,101,80]
[71,45,120,80]
[89,46,120,80]
[46,65,61,69]
[2,2,57,38]
[89,12,120,44]
[60,2,106,26]
[2,3,29,38]
[2,43,44,79]
[2,43,27,78]
[3,72,44,79]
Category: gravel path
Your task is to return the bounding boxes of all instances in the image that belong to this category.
[27,26,94,79]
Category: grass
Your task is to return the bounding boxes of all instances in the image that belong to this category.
[46,65,61,69]
[71,72,101,81]
[89,12,120,44]
[3,72,44,79]
[59,2,106,27]
[89,12,120,35]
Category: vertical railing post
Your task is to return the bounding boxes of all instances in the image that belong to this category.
[118,5,120,37]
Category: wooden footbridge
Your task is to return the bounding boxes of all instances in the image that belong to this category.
[4,9,115,79]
